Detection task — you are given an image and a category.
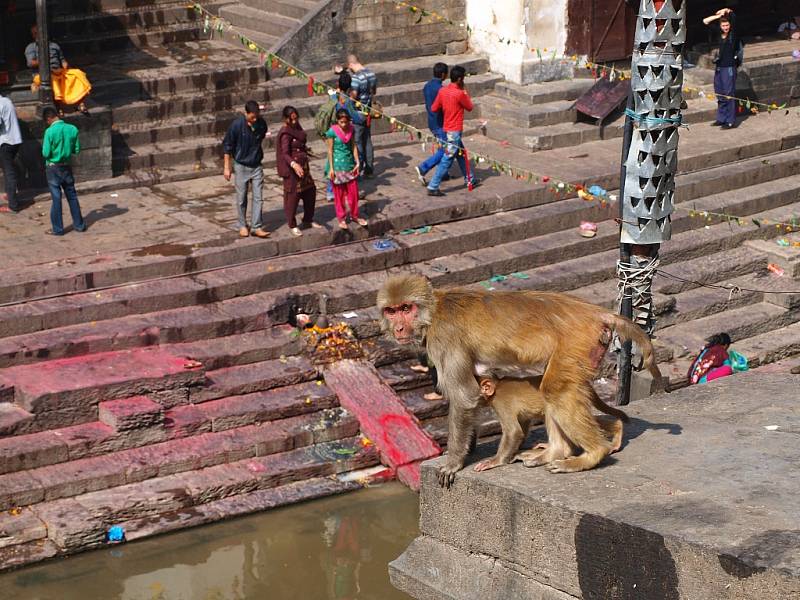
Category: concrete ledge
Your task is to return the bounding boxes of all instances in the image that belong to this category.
[391,372,800,600]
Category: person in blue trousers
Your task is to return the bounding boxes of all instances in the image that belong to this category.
[414,62,469,187]
[703,7,743,129]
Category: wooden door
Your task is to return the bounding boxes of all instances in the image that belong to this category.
[567,0,637,62]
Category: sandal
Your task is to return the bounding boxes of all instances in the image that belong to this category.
[410,364,429,374]
[356,218,368,227]
[338,221,348,230]
[290,226,302,237]
[0,206,12,213]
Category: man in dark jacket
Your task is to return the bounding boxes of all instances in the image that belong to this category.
[223,100,270,238]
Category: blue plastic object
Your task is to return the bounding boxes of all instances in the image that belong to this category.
[106,525,126,543]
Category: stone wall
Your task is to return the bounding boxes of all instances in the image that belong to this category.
[277,0,468,71]
[465,0,572,85]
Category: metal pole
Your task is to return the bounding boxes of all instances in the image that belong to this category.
[35,0,55,110]
[616,93,635,406]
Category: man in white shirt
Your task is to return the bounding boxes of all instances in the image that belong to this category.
[0,93,23,213]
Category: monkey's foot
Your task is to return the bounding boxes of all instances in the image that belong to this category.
[514,448,549,468]
[437,461,463,488]
[546,456,597,474]
[473,457,509,472]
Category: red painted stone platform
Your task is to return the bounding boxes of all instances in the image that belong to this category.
[325,360,441,490]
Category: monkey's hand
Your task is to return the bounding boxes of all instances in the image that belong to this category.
[437,459,463,488]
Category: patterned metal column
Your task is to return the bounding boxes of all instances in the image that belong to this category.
[617,0,684,402]
[619,0,685,334]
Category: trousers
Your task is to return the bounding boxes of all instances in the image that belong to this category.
[46,164,86,235]
[283,175,316,228]
[0,143,21,210]
[714,66,737,125]
[234,162,263,230]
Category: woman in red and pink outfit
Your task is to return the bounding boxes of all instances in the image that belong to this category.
[325,109,368,230]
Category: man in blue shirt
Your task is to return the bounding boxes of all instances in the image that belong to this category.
[414,63,469,187]
[347,54,376,178]
[223,100,270,238]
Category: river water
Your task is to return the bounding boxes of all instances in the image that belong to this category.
[0,483,418,600]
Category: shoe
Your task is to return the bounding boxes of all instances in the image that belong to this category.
[0,206,17,213]
[74,225,87,232]
[722,122,736,129]
[301,221,324,230]
[290,226,303,237]
[251,228,270,238]
[414,166,427,186]
[338,220,348,230]
[423,392,443,401]
[239,227,249,237]
[712,121,724,126]
[45,229,64,236]
[358,189,366,200]
[356,218,368,227]
[427,189,445,197]
[467,178,481,189]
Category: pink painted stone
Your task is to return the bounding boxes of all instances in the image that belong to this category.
[0,430,68,475]
[98,396,163,432]
[0,347,206,414]
[324,360,441,487]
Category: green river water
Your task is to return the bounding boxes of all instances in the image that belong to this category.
[0,483,418,600]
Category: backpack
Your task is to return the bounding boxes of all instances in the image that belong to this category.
[315,96,337,138]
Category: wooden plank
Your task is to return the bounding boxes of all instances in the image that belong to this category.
[574,78,630,124]
[324,360,441,490]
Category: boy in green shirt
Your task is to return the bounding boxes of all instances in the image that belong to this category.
[42,106,86,235]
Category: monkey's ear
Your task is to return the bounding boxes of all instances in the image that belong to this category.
[479,378,496,397]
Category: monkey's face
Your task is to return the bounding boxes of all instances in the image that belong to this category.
[382,302,422,345]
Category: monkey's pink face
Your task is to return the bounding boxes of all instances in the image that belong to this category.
[383,302,419,344]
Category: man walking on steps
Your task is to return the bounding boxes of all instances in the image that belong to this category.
[223,100,270,238]
[426,65,478,197]
[41,106,87,235]
[0,91,23,213]
[347,54,377,179]
[414,62,470,187]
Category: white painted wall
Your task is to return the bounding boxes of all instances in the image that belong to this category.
[466,0,570,83]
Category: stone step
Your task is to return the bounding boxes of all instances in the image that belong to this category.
[739,320,800,369]
[50,1,220,38]
[422,408,501,447]
[477,94,576,128]
[0,347,205,417]
[238,0,318,20]
[0,378,337,469]
[0,404,34,437]
[492,78,596,104]
[475,97,719,153]
[218,4,301,39]
[0,292,282,370]
[59,22,205,55]
[220,25,282,52]
[53,149,800,338]
[657,302,799,362]
[190,355,318,403]
[745,235,800,278]
[654,245,769,295]
[0,405,361,512]
[1,436,377,559]
[0,473,363,572]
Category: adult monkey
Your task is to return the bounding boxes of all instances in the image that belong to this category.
[377,274,662,488]
[474,376,627,473]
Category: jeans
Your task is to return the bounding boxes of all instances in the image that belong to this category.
[46,164,85,234]
[0,143,20,210]
[714,66,737,125]
[353,122,374,175]
[234,162,263,230]
[419,127,469,180]
[428,130,473,191]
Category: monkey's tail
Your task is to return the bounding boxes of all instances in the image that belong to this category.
[591,394,630,423]
[603,313,665,385]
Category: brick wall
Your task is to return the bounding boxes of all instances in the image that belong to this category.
[278,0,468,71]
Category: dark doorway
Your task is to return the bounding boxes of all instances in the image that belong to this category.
[567,0,637,62]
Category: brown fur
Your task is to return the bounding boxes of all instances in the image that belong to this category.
[474,377,625,472]
[377,274,662,487]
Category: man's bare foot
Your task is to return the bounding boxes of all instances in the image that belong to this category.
[423,391,443,401]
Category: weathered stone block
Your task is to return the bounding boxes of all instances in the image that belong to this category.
[98,396,164,431]
[0,507,47,549]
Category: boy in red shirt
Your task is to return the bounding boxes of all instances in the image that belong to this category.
[426,65,478,196]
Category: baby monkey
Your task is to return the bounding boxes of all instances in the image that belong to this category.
[473,376,628,472]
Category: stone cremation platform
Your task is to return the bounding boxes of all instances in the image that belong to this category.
[390,372,800,600]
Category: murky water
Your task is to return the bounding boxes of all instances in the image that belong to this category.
[0,483,418,600]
